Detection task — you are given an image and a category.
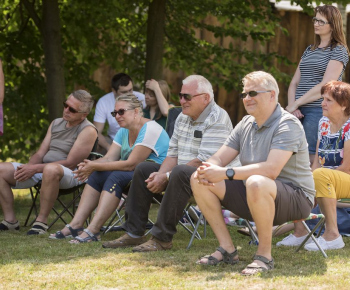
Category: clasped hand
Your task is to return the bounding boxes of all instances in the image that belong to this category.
[146,172,168,193]
[194,162,225,186]
[73,159,94,182]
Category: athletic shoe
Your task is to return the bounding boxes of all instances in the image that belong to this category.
[304,235,345,251]
[276,233,312,246]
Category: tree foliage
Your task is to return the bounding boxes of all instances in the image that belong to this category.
[1,0,347,161]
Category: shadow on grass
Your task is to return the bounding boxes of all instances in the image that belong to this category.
[0,196,335,280]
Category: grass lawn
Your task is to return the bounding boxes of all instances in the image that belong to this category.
[1,190,350,289]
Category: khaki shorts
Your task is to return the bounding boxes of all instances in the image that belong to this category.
[221,179,313,225]
[11,162,82,189]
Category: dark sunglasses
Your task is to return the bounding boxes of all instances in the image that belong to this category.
[110,108,133,117]
[178,93,205,101]
[63,102,85,113]
[312,17,329,26]
[239,90,271,99]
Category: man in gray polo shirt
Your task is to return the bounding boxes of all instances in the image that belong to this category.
[191,71,315,275]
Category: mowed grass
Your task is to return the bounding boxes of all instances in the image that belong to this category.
[1,190,350,289]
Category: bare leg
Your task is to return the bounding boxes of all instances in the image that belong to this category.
[76,190,120,238]
[0,163,17,223]
[317,197,339,241]
[36,164,63,224]
[191,176,237,263]
[57,184,101,236]
[241,175,276,274]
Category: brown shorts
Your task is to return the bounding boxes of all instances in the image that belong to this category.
[221,179,313,226]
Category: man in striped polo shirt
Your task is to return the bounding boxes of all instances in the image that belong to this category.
[102,75,234,251]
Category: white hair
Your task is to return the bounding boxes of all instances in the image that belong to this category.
[183,75,214,100]
[242,71,279,103]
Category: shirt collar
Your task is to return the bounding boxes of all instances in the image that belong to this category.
[193,99,215,123]
[252,103,282,129]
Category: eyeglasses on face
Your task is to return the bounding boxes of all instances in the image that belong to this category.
[178,93,205,101]
[312,17,329,26]
[63,102,85,113]
[110,108,133,117]
[239,90,271,99]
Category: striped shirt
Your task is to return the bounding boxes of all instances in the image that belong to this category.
[167,100,233,165]
[296,45,349,107]
[317,116,350,169]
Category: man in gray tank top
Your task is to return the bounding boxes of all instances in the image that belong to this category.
[191,71,315,275]
[0,90,97,235]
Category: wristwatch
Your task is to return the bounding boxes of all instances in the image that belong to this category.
[226,168,235,180]
[166,171,170,181]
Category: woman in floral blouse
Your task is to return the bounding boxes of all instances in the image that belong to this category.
[278,80,350,251]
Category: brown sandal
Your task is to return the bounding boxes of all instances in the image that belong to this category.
[241,255,274,276]
[196,246,239,266]
[102,233,147,249]
[132,236,172,252]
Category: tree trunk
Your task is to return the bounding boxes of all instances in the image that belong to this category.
[42,0,65,121]
[144,0,166,81]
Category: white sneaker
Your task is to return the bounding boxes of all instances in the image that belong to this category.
[304,235,345,251]
[276,233,312,246]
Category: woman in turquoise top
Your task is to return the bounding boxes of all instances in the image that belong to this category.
[143,79,173,129]
[50,94,169,243]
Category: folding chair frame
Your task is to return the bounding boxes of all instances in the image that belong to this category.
[239,213,327,258]
[24,182,86,230]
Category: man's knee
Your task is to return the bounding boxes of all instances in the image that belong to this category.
[42,164,64,181]
[246,175,274,201]
[170,164,194,182]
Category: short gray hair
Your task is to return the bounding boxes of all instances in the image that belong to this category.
[183,75,214,100]
[116,93,143,116]
[71,90,94,113]
[242,71,279,103]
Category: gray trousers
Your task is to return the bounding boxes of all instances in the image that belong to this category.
[122,161,196,242]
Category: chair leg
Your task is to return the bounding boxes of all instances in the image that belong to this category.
[296,218,327,258]
[24,186,40,227]
[187,213,205,249]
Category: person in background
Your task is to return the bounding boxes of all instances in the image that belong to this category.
[0,58,4,136]
[277,81,350,251]
[143,79,173,129]
[286,5,349,164]
[94,73,146,154]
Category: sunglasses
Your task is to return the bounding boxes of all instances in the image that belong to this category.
[178,93,205,101]
[312,17,329,26]
[63,102,85,113]
[110,108,133,117]
[239,90,271,99]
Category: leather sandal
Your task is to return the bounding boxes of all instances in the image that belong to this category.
[102,233,147,249]
[49,224,84,240]
[241,255,274,276]
[27,221,48,235]
[0,220,20,231]
[196,246,239,266]
[132,236,172,252]
[69,229,101,244]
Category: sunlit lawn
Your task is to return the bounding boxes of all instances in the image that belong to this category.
[0,190,350,289]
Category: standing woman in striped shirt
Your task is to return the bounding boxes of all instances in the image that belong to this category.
[286,5,349,164]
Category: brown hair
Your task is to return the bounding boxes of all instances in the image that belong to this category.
[145,80,171,120]
[321,80,350,116]
[312,5,349,54]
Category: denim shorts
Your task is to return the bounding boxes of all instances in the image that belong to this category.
[87,170,134,199]
[299,106,323,155]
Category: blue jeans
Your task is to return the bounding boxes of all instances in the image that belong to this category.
[299,106,323,155]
